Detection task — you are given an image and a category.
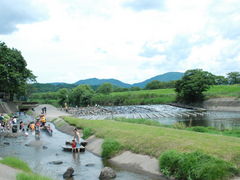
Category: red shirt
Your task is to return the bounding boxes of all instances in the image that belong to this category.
[72,141,76,148]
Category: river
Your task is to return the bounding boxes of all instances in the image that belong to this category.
[0,114,163,180]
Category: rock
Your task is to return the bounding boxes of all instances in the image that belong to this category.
[50,161,63,165]
[25,144,30,147]
[56,153,59,156]
[63,167,74,179]
[42,145,48,149]
[85,163,95,167]
[99,167,116,180]
[3,142,10,145]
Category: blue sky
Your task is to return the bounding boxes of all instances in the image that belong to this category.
[0,0,239,83]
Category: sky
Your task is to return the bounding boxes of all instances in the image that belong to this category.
[0,0,240,84]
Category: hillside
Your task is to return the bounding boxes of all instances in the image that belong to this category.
[132,72,184,88]
[31,72,184,92]
[74,78,131,88]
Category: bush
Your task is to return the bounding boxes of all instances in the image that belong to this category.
[82,127,93,139]
[101,139,122,159]
[190,126,208,132]
[172,122,186,129]
[159,150,238,180]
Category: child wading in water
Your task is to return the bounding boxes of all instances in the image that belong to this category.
[72,139,77,153]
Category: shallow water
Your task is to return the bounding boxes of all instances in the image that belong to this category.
[0,115,163,180]
[104,105,240,129]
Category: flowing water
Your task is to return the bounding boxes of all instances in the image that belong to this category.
[0,115,163,180]
[103,105,240,129]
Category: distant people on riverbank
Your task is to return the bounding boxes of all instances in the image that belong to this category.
[42,107,47,114]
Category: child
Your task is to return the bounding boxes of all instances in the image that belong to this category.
[72,139,77,153]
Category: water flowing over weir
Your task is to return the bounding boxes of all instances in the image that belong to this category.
[0,114,164,180]
[68,104,240,129]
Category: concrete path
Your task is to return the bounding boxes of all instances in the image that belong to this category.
[0,163,21,180]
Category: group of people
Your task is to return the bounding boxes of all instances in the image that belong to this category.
[71,128,81,153]
[0,113,18,132]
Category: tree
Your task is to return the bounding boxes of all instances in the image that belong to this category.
[213,75,228,85]
[145,80,161,89]
[70,85,94,106]
[57,88,69,107]
[96,83,113,94]
[227,72,240,84]
[0,42,36,100]
[175,69,215,103]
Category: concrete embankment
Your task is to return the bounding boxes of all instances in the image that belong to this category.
[203,98,240,112]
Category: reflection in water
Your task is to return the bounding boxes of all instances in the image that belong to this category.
[159,111,240,129]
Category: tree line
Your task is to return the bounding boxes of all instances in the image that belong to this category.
[0,42,35,101]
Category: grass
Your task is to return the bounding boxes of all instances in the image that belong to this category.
[17,173,52,180]
[159,150,238,180]
[0,157,31,172]
[63,117,240,168]
[205,85,240,98]
[101,139,122,159]
[0,157,52,180]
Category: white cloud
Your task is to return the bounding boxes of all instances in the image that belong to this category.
[0,0,239,84]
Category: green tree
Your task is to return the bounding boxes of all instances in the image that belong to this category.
[57,88,69,107]
[145,80,161,89]
[213,75,228,85]
[175,69,215,103]
[96,83,113,94]
[70,85,94,106]
[227,72,240,84]
[0,42,36,100]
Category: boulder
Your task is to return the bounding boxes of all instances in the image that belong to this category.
[85,163,95,167]
[50,161,63,165]
[63,167,74,179]
[42,145,48,149]
[3,142,10,145]
[99,167,116,180]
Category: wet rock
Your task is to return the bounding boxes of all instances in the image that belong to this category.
[63,167,74,179]
[99,167,116,179]
[50,161,63,165]
[25,144,30,147]
[85,163,95,167]
[42,145,48,149]
[3,142,10,145]
[56,153,59,156]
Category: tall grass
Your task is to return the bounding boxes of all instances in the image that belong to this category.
[159,150,238,180]
[101,139,122,159]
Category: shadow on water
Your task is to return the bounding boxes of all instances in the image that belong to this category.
[0,114,164,180]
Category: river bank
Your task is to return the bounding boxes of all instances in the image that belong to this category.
[36,104,240,180]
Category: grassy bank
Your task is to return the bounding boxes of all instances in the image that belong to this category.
[64,117,240,168]
[0,157,52,180]
[205,84,240,98]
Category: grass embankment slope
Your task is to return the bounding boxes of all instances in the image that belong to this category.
[0,157,52,180]
[64,117,240,168]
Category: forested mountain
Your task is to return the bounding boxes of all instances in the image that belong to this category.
[74,78,131,88]
[132,72,184,88]
[31,72,184,92]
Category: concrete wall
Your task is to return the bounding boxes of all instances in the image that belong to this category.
[203,98,240,112]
